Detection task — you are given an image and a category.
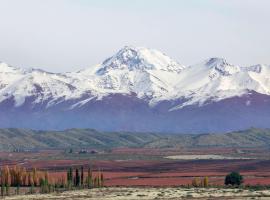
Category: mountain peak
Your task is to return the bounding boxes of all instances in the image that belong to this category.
[117,45,139,54]
[205,57,240,76]
[243,64,264,73]
[206,57,228,67]
[96,46,185,75]
[0,62,22,74]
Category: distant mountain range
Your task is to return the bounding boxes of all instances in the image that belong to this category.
[0,46,270,132]
[0,128,270,151]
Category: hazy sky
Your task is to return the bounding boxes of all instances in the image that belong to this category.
[0,0,269,72]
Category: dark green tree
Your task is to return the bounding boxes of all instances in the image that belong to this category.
[75,168,80,187]
[80,166,84,187]
[87,168,92,189]
[100,173,104,187]
[1,169,4,197]
[225,172,243,186]
[67,168,73,188]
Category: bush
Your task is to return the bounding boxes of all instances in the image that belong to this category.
[202,176,209,187]
[225,172,243,186]
[192,177,200,187]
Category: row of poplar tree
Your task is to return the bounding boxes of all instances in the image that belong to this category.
[66,166,104,189]
[0,165,104,196]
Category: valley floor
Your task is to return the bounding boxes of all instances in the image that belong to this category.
[4,187,270,200]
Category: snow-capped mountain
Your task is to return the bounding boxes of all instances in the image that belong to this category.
[0,46,270,133]
[68,46,186,106]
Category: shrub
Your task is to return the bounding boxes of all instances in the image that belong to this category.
[225,172,243,186]
[202,176,209,187]
[192,177,200,187]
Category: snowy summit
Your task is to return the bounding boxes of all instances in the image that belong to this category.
[0,46,270,132]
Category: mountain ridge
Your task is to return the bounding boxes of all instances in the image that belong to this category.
[1,46,270,132]
[0,127,270,151]
[1,46,270,109]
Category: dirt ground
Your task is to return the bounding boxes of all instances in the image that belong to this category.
[3,187,270,200]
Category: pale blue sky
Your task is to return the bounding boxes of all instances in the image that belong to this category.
[0,0,269,72]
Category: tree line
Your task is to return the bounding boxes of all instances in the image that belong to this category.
[66,166,104,189]
[0,165,104,196]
